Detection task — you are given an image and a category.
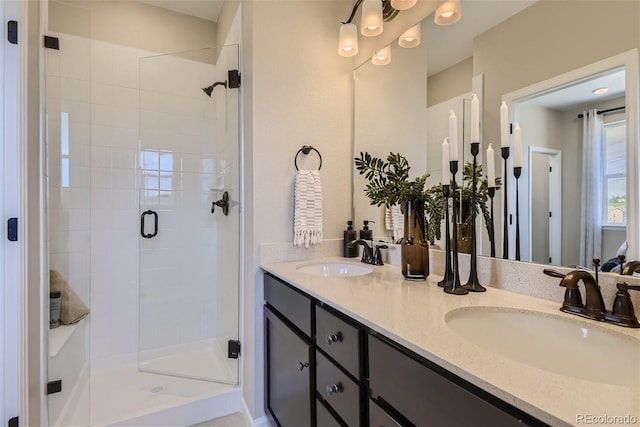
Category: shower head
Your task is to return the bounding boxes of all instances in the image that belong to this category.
[202,81,227,97]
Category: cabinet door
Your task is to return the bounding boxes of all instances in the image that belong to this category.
[265,308,313,426]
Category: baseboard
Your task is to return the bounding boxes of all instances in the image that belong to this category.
[242,398,272,427]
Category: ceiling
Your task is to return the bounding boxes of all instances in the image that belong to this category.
[136,0,223,22]
[525,69,626,111]
[136,0,625,110]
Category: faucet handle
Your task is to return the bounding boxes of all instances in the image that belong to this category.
[607,282,640,328]
[373,244,388,266]
[543,269,566,279]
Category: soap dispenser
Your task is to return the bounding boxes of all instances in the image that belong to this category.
[359,220,374,241]
[343,221,358,258]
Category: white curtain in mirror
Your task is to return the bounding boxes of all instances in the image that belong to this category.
[579,109,603,267]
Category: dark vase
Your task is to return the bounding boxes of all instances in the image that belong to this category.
[401,200,430,280]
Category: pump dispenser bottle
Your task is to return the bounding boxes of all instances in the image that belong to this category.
[359,220,374,241]
[343,221,358,258]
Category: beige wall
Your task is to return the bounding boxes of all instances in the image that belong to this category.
[474,0,639,155]
[354,39,428,240]
[49,0,216,54]
[242,0,354,418]
[427,56,472,107]
[471,0,639,259]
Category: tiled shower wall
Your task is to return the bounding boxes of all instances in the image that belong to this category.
[49,32,239,364]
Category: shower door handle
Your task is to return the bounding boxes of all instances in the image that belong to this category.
[141,210,158,238]
[211,191,230,216]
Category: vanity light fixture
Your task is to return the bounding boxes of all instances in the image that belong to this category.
[339,23,359,56]
[435,0,462,26]
[361,0,384,36]
[338,0,415,57]
[592,87,609,95]
[391,0,417,11]
[372,45,391,65]
[398,23,421,48]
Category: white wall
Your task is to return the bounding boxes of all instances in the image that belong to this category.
[242,0,354,419]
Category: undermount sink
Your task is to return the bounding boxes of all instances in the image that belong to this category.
[296,262,373,277]
[445,306,640,387]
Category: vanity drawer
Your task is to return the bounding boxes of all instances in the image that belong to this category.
[317,398,344,427]
[316,304,361,378]
[368,334,526,427]
[316,351,361,427]
[264,273,311,337]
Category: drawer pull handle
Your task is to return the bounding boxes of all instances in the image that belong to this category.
[326,382,343,396]
[326,332,343,345]
[297,362,309,371]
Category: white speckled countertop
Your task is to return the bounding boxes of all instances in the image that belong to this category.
[262,257,640,427]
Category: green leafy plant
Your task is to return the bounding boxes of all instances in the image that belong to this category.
[354,152,431,207]
[427,162,502,244]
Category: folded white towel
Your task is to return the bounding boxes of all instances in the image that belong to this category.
[293,170,323,248]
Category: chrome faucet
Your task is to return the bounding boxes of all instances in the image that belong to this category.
[348,239,374,264]
[544,257,640,328]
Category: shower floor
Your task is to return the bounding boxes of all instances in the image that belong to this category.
[139,339,238,384]
[87,340,241,426]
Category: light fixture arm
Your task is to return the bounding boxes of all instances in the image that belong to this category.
[342,0,365,24]
[341,0,399,25]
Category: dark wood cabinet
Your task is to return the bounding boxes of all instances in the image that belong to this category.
[263,272,546,427]
[265,308,313,427]
[369,334,534,427]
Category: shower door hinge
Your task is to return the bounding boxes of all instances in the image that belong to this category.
[7,218,18,241]
[228,70,241,89]
[7,21,18,44]
[44,35,59,50]
[46,380,62,395]
[228,340,241,359]
[8,417,18,427]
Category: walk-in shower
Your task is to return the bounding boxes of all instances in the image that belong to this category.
[44,1,242,424]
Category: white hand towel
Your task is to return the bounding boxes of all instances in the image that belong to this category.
[391,204,404,242]
[294,170,323,248]
[385,208,393,231]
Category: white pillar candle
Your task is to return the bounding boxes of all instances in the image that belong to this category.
[442,138,451,184]
[471,94,480,142]
[448,110,458,161]
[500,101,509,148]
[487,143,495,187]
[513,123,522,168]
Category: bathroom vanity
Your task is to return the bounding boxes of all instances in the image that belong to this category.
[262,258,640,427]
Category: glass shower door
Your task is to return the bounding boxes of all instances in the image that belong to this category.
[138,45,240,384]
[45,7,93,425]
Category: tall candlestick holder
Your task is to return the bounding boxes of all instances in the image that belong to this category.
[501,147,510,259]
[514,166,522,261]
[488,186,496,257]
[463,142,485,292]
[437,184,453,288]
[444,160,468,295]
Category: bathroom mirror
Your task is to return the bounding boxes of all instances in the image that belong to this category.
[352,0,639,266]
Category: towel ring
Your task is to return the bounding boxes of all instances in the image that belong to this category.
[295,145,322,171]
